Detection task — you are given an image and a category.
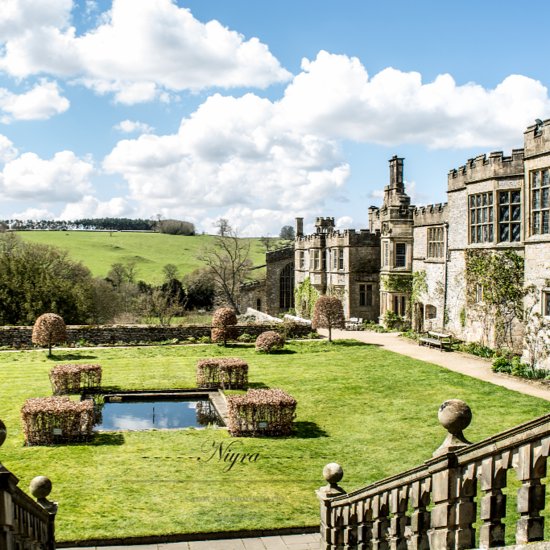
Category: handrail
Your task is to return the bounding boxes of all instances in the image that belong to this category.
[0,420,57,549]
[317,400,550,549]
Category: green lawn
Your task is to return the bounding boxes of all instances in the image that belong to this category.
[0,341,547,543]
[16,231,267,284]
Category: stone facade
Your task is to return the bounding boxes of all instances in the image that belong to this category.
[253,121,550,367]
[239,246,294,316]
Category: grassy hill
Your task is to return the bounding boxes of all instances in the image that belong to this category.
[17,231,268,284]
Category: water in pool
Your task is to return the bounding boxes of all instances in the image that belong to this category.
[95,398,222,431]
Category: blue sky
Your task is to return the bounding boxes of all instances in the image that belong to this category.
[1,0,550,235]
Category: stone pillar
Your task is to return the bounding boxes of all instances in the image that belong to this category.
[30,475,58,550]
[428,400,476,550]
[515,441,546,544]
[317,463,346,550]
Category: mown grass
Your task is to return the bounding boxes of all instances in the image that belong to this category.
[0,341,548,543]
[16,231,267,284]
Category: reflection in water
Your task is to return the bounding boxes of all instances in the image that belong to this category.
[95,399,222,431]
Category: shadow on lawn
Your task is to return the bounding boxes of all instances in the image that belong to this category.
[291,421,329,439]
[47,352,98,361]
[90,432,125,446]
[248,381,270,389]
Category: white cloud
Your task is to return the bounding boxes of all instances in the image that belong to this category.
[114,119,154,134]
[0,135,18,163]
[336,216,353,229]
[10,207,55,221]
[0,0,291,101]
[0,80,69,122]
[0,151,93,202]
[280,51,550,149]
[103,92,350,235]
[59,195,131,219]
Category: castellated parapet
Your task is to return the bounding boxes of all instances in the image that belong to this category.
[447,149,524,192]
[295,228,380,249]
[413,203,448,227]
[524,118,550,158]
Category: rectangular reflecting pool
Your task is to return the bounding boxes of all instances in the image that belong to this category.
[94,394,224,431]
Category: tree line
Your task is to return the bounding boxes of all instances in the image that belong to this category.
[0,233,213,326]
[1,217,195,235]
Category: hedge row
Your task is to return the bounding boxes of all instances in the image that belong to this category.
[227,389,296,437]
[49,364,102,395]
[21,397,95,446]
[196,358,248,390]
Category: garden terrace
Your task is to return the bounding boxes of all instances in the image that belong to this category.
[0,341,548,543]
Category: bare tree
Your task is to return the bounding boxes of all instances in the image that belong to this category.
[215,218,231,237]
[198,229,252,313]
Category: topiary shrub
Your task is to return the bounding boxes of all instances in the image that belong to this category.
[196,358,248,389]
[32,313,67,356]
[211,307,238,346]
[49,364,102,395]
[311,296,345,342]
[21,396,95,446]
[255,330,285,353]
[227,389,297,437]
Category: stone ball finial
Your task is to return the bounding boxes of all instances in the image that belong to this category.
[0,419,6,447]
[438,399,472,434]
[323,462,343,485]
[30,476,52,500]
[433,399,472,457]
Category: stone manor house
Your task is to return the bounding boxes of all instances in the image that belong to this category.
[241,120,550,367]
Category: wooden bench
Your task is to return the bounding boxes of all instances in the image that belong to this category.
[419,331,452,351]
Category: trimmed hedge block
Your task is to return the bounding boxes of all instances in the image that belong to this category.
[196,358,248,389]
[21,396,95,446]
[49,364,102,395]
[227,389,296,437]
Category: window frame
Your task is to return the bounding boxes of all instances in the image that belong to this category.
[395,242,406,268]
[469,191,494,244]
[531,168,550,236]
[427,226,444,259]
[359,283,373,307]
[498,189,521,243]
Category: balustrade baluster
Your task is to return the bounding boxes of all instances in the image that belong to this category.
[371,491,390,550]
[479,452,509,548]
[388,485,408,550]
[409,478,431,550]
[514,441,548,544]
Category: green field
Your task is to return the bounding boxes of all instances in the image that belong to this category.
[17,231,267,284]
[0,341,547,543]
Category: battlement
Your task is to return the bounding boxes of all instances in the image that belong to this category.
[266,246,294,263]
[325,228,380,247]
[524,117,550,158]
[413,203,448,227]
[314,217,335,233]
[447,149,524,191]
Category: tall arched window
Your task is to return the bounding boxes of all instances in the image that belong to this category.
[279,263,295,310]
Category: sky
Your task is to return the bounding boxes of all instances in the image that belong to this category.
[1,0,550,236]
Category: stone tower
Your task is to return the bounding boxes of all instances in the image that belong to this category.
[374,156,414,324]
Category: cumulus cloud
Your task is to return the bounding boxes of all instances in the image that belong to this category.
[0,151,93,202]
[114,119,154,134]
[59,195,131,219]
[10,207,55,221]
[336,216,353,229]
[103,92,350,235]
[280,51,550,149]
[0,0,290,102]
[0,135,18,163]
[0,80,69,122]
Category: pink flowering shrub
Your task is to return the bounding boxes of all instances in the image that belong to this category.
[255,330,285,353]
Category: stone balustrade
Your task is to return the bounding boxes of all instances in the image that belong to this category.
[317,399,550,549]
[0,419,57,549]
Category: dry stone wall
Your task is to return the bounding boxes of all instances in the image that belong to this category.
[0,323,312,349]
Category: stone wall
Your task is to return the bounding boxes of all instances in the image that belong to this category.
[0,323,313,349]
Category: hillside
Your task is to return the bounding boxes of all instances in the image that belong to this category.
[17,231,268,284]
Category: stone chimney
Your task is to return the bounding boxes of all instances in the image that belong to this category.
[295,217,304,237]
